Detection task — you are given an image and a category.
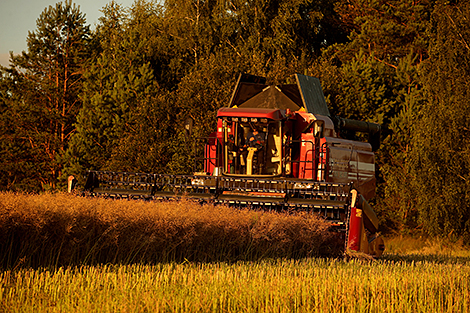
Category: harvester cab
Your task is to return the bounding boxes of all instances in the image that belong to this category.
[76,73,385,258]
[217,107,285,176]
[204,74,380,198]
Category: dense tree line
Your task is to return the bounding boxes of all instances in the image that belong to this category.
[1,0,469,239]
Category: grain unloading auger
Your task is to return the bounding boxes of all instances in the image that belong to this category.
[71,74,385,258]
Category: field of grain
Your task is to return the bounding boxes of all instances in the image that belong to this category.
[0,192,342,268]
[2,258,470,312]
[1,192,470,313]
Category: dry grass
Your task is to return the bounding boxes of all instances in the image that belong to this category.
[0,192,343,268]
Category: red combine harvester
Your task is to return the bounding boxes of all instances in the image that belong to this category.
[75,74,385,257]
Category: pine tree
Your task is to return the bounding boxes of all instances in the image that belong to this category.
[0,0,90,191]
[64,1,176,178]
[378,54,425,232]
[332,0,433,66]
[0,70,42,191]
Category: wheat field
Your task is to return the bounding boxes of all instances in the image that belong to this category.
[1,192,470,313]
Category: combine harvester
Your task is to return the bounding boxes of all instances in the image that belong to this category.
[71,74,385,257]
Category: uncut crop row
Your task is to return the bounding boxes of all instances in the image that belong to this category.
[0,193,342,268]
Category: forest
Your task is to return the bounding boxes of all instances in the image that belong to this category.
[0,0,469,240]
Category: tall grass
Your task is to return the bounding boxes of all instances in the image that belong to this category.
[2,258,469,312]
[0,192,342,268]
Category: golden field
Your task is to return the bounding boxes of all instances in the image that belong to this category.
[2,257,470,312]
[0,192,341,268]
[1,192,470,312]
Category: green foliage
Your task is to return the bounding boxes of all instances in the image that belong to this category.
[0,0,90,191]
[64,2,174,180]
[0,71,43,191]
[332,0,433,65]
[166,52,248,174]
[318,51,398,125]
[378,55,425,232]
[106,93,175,173]
[408,1,470,239]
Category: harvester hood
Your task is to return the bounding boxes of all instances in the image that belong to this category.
[238,85,300,111]
[228,73,330,116]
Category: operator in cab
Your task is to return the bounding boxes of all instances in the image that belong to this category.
[239,124,266,175]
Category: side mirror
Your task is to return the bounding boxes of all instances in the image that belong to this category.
[314,121,324,138]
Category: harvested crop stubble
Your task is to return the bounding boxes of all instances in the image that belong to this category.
[0,192,343,268]
[3,259,470,312]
